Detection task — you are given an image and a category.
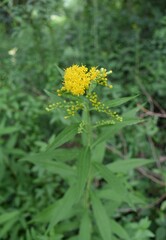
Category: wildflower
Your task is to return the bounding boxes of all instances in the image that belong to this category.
[47,64,122,122]
[57,65,101,96]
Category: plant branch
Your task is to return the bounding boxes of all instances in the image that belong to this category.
[136,167,166,187]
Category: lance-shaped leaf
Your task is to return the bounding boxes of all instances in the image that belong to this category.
[92,119,142,148]
[91,141,106,163]
[98,188,145,205]
[79,210,91,240]
[97,189,126,203]
[105,95,138,108]
[51,148,79,162]
[55,64,64,77]
[49,184,77,229]
[0,211,20,225]
[0,216,21,239]
[0,126,19,136]
[110,219,130,240]
[22,148,79,162]
[46,124,79,150]
[23,157,75,178]
[91,191,112,240]
[76,147,91,201]
[34,184,77,229]
[107,158,154,173]
[93,162,129,203]
[44,89,63,103]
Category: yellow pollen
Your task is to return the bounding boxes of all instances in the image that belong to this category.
[58,65,101,96]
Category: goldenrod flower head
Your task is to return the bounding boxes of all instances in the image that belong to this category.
[46,65,121,121]
[58,65,109,96]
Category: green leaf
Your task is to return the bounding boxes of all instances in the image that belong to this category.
[92,119,142,148]
[21,147,79,177]
[127,192,146,205]
[34,201,60,223]
[55,64,64,77]
[0,218,18,238]
[122,106,140,119]
[6,133,18,149]
[79,211,91,240]
[94,162,125,190]
[76,147,91,201]
[161,200,166,211]
[50,148,79,162]
[35,184,77,229]
[46,124,79,150]
[98,188,143,211]
[48,184,77,229]
[22,154,75,178]
[105,95,138,108]
[0,126,19,136]
[0,211,19,225]
[91,141,106,163]
[97,189,125,203]
[22,148,79,162]
[93,163,129,204]
[107,159,154,173]
[44,89,63,103]
[54,220,78,236]
[21,150,57,162]
[110,219,130,240]
[91,191,112,240]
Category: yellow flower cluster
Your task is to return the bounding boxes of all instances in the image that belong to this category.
[57,65,108,96]
[46,102,62,112]
[96,68,113,88]
[95,119,116,127]
[87,92,123,122]
[46,64,122,122]
[65,101,83,118]
[46,100,83,118]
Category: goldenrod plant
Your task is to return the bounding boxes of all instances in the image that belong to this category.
[22,65,155,239]
[1,1,166,239]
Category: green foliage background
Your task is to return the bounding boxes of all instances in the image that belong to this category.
[0,0,166,239]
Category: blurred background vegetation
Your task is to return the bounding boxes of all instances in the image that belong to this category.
[0,0,166,239]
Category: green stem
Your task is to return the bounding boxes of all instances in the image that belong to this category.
[86,107,92,147]
[82,103,92,147]
[84,165,92,208]
[82,103,93,207]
